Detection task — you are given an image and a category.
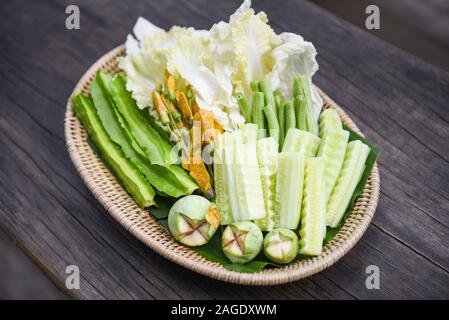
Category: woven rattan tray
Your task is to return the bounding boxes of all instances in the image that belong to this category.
[65,45,380,285]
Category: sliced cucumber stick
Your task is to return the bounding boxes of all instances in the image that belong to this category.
[317,128,350,202]
[326,140,370,227]
[282,128,321,158]
[319,109,342,137]
[298,157,326,256]
[255,138,279,231]
[214,135,232,225]
[276,152,305,230]
[234,142,266,221]
[219,131,266,223]
[222,133,241,223]
[241,123,259,144]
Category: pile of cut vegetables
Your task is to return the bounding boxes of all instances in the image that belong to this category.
[72,1,378,271]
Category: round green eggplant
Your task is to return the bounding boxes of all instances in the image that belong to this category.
[168,195,218,247]
[263,228,299,264]
[222,221,263,264]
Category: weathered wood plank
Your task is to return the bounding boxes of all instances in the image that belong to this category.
[310,0,449,72]
[0,0,448,299]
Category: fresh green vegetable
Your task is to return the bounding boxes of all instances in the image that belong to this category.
[91,71,197,198]
[163,165,199,197]
[215,124,265,224]
[285,101,296,132]
[241,123,258,144]
[317,128,350,202]
[342,125,379,219]
[298,157,326,256]
[221,133,241,223]
[222,222,263,264]
[109,75,174,165]
[168,195,218,247]
[319,108,342,137]
[276,152,305,229]
[263,104,280,144]
[112,75,197,194]
[282,128,321,157]
[273,89,284,107]
[150,196,176,220]
[300,76,319,136]
[77,5,384,271]
[142,106,171,141]
[294,95,307,131]
[258,81,279,142]
[263,228,299,264]
[233,141,266,221]
[277,101,286,150]
[214,134,232,225]
[72,94,156,208]
[292,76,302,98]
[91,72,124,139]
[218,131,266,223]
[236,92,252,123]
[252,92,266,138]
[154,129,379,272]
[194,228,276,273]
[293,76,319,136]
[274,90,286,149]
[327,140,370,227]
[250,80,261,92]
[229,129,243,144]
[259,80,276,110]
[255,137,279,231]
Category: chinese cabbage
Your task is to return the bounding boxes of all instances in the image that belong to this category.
[269,32,323,122]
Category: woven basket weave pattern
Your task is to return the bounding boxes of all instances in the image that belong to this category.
[64,45,380,285]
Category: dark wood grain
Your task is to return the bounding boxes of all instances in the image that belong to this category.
[0,0,448,299]
[310,0,449,72]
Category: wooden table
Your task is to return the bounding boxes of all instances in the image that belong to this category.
[1,0,448,299]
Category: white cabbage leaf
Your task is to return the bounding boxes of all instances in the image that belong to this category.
[228,0,277,100]
[120,0,323,130]
[118,18,168,109]
[269,32,323,121]
[165,26,242,130]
